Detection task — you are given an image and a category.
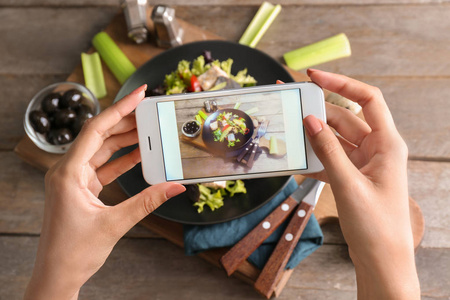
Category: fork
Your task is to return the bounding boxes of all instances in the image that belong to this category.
[237,121,269,167]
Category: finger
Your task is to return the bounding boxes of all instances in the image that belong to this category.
[68,84,147,163]
[108,113,137,136]
[90,129,139,169]
[109,183,186,237]
[96,147,141,186]
[276,80,285,84]
[326,102,371,146]
[303,115,360,185]
[307,69,395,132]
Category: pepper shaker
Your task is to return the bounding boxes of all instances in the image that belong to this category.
[151,5,184,48]
[121,0,149,44]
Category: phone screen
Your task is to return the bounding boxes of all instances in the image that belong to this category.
[156,88,307,181]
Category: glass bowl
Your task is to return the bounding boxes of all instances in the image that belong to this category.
[181,120,201,138]
[24,82,100,154]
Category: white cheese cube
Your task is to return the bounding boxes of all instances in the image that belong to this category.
[210,121,218,131]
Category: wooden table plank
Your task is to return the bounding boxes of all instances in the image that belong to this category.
[1,5,450,78]
[0,0,445,6]
[1,1,448,299]
[1,236,449,300]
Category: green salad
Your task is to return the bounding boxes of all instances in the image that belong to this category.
[148,51,257,96]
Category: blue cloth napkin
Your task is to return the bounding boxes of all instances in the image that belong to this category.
[183,177,323,270]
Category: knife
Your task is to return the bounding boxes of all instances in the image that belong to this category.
[247,121,269,168]
[220,177,320,276]
[254,179,325,299]
[236,121,269,165]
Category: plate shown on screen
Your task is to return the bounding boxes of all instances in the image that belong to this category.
[113,40,294,225]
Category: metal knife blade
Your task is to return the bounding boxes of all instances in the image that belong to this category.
[289,177,320,205]
[220,177,319,276]
[254,179,325,298]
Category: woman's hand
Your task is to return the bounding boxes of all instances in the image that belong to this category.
[24,85,185,300]
[303,69,420,299]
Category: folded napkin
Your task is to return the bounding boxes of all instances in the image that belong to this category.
[183,177,323,270]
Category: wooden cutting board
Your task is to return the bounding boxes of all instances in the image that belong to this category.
[14,10,425,298]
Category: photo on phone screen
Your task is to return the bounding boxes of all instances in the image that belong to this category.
[156,88,308,181]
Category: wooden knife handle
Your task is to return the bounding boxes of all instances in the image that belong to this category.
[237,139,253,162]
[220,196,299,276]
[247,142,259,168]
[254,200,314,299]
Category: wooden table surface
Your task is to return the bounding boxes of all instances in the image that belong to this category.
[1,1,449,299]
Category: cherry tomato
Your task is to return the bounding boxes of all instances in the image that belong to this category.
[188,74,202,92]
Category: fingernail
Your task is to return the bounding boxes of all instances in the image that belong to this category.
[131,84,147,95]
[304,115,323,136]
[166,184,186,199]
[306,68,319,77]
[276,80,285,84]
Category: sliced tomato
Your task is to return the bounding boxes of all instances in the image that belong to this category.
[188,74,202,92]
[222,124,230,132]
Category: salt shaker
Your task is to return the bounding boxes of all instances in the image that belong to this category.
[121,0,149,44]
[151,5,184,48]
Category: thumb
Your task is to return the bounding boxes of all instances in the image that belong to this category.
[110,183,186,236]
[303,115,357,185]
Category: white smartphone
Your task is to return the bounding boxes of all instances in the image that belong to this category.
[135,82,326,185]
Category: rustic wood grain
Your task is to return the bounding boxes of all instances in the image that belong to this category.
[2,5,450,78]
[1,1,449,299]
[1,237,449,300]
[1,0,447,6]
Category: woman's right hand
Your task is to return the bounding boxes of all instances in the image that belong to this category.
[303,69,420,300]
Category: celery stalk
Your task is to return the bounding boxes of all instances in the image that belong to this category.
[234,102,241,109]
[283,33,351,71]
[198,110,208,120]
[239,2,282,48]
[92,32,136,85]
[81,52,107,99]
[269,136,278,154]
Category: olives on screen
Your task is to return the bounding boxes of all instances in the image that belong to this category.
[47,128,74,145]
[41,93,61,114]
[183,121,200,134]
[53,109,77,128]
[29,110,51,134]
[60,89,83,108]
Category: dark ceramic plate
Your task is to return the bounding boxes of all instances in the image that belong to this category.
[113,40,294,225]
[202,109,254,154]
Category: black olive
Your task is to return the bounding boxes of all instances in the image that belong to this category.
[53,108,77,128]
[75,104,94,119]
[41,93,61,114]
[47,128,73,145]
[186,185,200,202]
[71,114,91,136]
[29,110,51,134]
[60,89,83,108]
[183,121,200,134]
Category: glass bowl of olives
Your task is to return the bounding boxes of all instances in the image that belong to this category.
[181,120,201,138]
[24,82,100,154]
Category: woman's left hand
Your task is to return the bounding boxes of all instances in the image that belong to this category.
[24,84,186,300]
